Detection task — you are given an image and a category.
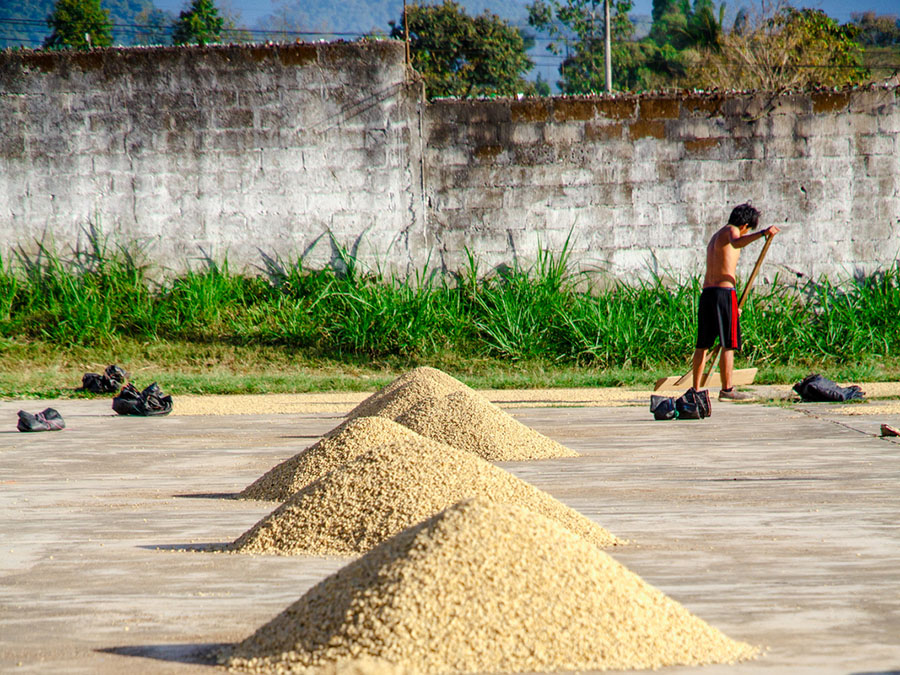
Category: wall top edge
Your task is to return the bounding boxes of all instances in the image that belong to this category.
[0,39,406,73]
[425,85,899,123]
[428,83,900,105]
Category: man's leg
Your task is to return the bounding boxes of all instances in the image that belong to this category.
[719,348,734,391]
[718,348,755,400]
[692,348,708,390]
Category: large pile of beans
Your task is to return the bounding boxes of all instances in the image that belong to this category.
[396,389,576,460]
[228,437,619,556]
[345,366,469,421]
[237,417,422,502]
[224,497,757,674]
[348,367,576,461]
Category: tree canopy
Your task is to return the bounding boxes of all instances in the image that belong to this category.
[43,0,113,50]
[172,0,224,46]
[390,1,533,98]
[691,7,868,91]
[851,11,900,46]
[527,0,635,93]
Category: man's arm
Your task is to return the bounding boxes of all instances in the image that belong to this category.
[730,225,780,249]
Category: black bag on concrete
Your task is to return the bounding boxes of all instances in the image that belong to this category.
[675,388,712,419]
[650,395,678,420]
[793,374,864,403]
[80,364,127,394]
[17,407,66,432]
[112,382,173,416]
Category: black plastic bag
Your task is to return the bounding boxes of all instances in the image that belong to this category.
[675,388,712,419]
[650,395,678,420]
[80,364,128,394]
[17,407,66,432]
[793,374,864,403]
[112,382,173,416]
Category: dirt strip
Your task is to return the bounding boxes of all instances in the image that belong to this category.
[171,382,900,416]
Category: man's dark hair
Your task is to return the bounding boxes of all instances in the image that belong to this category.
[728,203,760,229]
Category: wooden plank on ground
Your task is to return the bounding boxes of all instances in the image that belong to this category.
[654,368,758,391]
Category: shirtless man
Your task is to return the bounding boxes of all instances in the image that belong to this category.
[692,203,779,400]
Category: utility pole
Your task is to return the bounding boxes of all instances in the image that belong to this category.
[604,0,612,93]
[403,0,410,66]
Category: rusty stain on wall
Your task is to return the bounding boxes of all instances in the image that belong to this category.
[595,98,637,120]
[684,137,722,153]
[510,100,549,123]
[638,98,680,120]
[628,119,667,140]
[812,91,851,114]
[552,99,596,122]
[474,144,504,161]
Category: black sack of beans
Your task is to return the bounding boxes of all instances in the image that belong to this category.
[80,364,127,394]
[650,395,677,420]
[675,388,711,419]
[113,382,173,416]
[17,408,66,432]
[793,374,864,403]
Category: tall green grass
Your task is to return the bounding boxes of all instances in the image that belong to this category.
[1,232,898,369]
[7,229,160,344]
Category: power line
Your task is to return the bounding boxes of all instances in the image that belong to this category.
[1,17,894,71]
[0,16,564,43]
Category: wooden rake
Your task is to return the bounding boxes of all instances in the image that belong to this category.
[653,233,776,391]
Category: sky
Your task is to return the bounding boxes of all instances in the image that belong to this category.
[153,0,900,28]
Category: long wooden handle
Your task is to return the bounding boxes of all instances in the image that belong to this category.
[699,232,776,386]
[737,232,775,309]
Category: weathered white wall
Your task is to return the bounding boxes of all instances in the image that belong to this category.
[0,42,428,275]
[1,42,898,282]
[425,92,900,283]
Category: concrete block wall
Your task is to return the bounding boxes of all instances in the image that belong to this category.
[0,42,427,274]
[425,90,900,282]
[1,41,898,283]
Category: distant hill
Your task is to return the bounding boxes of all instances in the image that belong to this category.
[245,1,532,38]
[0,0,55,48]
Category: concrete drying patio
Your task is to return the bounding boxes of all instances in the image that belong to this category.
[1,392,899,674]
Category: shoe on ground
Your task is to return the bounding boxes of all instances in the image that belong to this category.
[719,387,756,402]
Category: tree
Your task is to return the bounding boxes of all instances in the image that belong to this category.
[389,1,534,99]
[690,6,868,91]
[614,40,688,90]
[650,0,725,49]
[172,0,224,46]
[850,12,900,46]
[616,0,725,90]
[534,73,552,95]
[678,0,724,50]
[43,0,112,50]
[652,0,674,24]
[527,0,634,93]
